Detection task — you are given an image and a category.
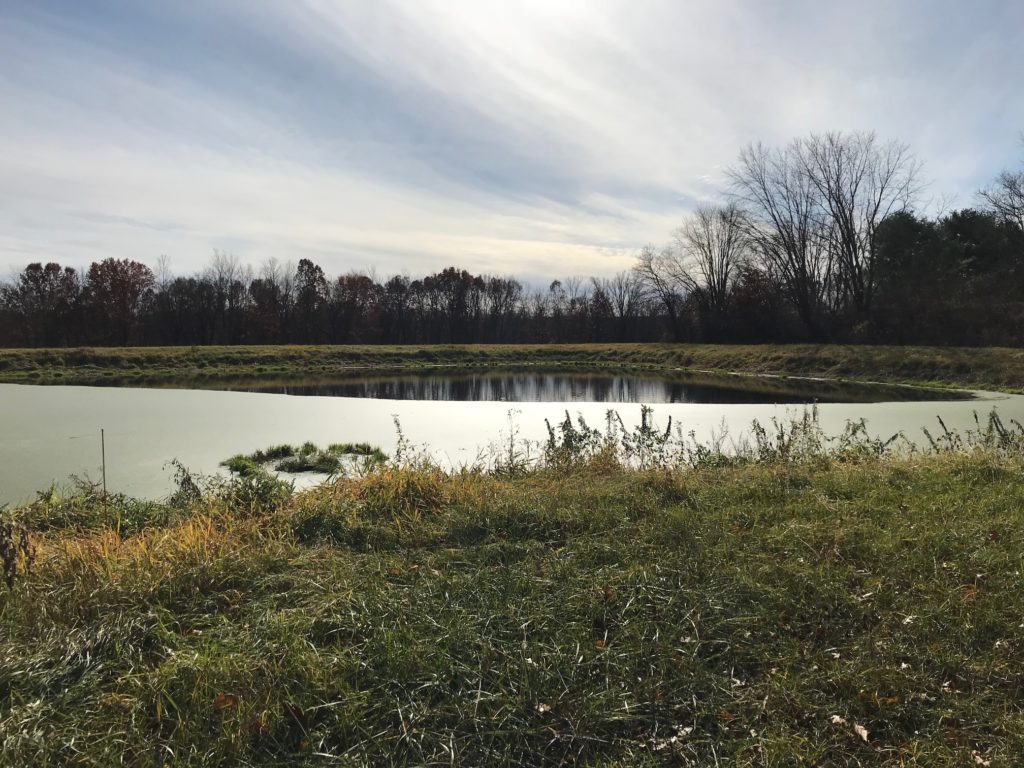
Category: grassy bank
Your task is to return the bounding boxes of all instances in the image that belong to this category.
[3,417,1024,765]
[1,342,1022,392]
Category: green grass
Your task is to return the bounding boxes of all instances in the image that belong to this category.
[3,415,1024,765]
[1,342,1022,392]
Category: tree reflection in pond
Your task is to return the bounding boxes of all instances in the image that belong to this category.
[211,371,964,404]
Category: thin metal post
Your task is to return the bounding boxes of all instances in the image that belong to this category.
[101,428,107,500]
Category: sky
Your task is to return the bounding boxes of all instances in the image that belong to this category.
[2,0,1023,282]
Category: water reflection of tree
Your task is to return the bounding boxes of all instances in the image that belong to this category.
[245,372,839,404]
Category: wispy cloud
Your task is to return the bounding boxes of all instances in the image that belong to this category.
[1,0,1022,278]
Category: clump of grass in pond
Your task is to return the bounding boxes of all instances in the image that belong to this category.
[327,442,388,462]
[249,444,295,463]
[276,444,341,474]
[222,441,388,477]
[221,454,264,478]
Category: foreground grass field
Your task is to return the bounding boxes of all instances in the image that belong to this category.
[2,342,1023,392]
[3,416,1024,765]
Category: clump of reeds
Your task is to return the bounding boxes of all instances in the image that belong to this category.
[222,441,387,478]
[530,405,1021,473]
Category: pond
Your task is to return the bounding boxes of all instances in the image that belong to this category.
[172,370,967,404]
[2,370,1020,507]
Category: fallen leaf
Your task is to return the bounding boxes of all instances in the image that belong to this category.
[213,693,238,710]
[247,714,270,736]
[854,723,869,742]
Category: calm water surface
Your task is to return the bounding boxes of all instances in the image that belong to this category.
[208,371,962,404]
[1,371,1018,506]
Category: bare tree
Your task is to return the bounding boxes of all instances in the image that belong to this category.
[727,141,835,338]
[204,250,251,342]
[593,271,643,341]
[525,285,550,341]
[562,276,590,341]
[797,131,921,313]
[563,275,589,307]
[604,270,641,320]
[633,244,686,340]
[154,254,173,292]
[207,249,242,289]
[670,203,749,333]
[979,135,1024,232]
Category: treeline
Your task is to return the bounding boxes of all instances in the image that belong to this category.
[2,130,1022,348]
[0,257,665,346]
[637,131,1024,345]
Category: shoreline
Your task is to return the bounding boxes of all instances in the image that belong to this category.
[2,342,1022,393]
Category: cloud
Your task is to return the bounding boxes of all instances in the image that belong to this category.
[1,0,1022,279]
